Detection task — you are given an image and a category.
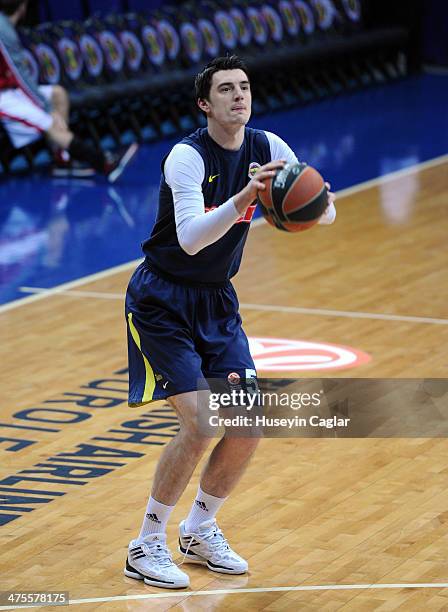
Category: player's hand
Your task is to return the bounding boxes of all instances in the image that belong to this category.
[250,159,288,192]
[318,181,337,225]
[325,181,336,208]
[234,159,287,214]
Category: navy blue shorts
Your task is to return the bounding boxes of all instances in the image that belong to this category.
[125,262,256,405]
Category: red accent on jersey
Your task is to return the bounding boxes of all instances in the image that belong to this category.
[0,110,45,130]
[0,53,17,89]
[236,203,256,223]
[204,203,257,224]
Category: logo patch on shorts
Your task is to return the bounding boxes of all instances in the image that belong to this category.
[227,372,241,385]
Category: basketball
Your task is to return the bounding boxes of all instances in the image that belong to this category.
[257,162,328,232]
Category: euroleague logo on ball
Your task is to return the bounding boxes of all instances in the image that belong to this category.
[248,337,370,371]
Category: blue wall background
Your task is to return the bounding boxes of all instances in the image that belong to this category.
[422,0,448,66]
[38,0,166,22]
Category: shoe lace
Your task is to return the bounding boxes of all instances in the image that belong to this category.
[201,524,230,555]
[142,541,174,568]
[177,537,192,567]
[178,522,230,567]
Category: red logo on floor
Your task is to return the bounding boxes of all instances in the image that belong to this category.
[248,337,371,371]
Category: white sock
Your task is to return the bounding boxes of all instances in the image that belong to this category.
[138,496,174,540]
[184,486,227,533]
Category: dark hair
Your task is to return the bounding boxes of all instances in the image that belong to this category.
[0,0,26,16]
[194,55,249,101]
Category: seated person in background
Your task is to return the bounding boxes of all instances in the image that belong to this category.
[0,0,137,181]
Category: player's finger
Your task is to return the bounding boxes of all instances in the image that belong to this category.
[255,182,266,190]
[260,159,287,172]
[258,169,278,178]
[325,181,332,190]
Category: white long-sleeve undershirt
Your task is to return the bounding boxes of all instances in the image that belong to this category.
[164,143,240,256]
[164,131,335,256]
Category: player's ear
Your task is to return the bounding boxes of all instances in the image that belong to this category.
[197,98,210,114]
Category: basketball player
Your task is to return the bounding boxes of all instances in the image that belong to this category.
[125,55,336,588]
[0,0,137,181]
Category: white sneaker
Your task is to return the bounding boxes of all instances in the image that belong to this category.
[178,519,248,574]
[124,533,189,589]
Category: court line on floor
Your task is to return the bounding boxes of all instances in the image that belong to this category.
[328,152,448,200]
[2,152,447,317]
[19,287,124,300]
[0,259,142,315]
[16,287,448,325]
[239,302,448,325]
[1,582,448,609]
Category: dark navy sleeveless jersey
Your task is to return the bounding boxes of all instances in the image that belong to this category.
[142,127,271,285]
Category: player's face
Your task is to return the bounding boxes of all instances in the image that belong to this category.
[202,69,252,126]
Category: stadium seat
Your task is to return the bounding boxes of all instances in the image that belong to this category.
[5,0,413,174]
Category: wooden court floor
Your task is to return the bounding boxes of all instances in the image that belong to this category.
[1,160,448,611]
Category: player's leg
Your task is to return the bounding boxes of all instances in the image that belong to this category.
[36,85,72,149]
[178,437,259,574]
[178,422,259,574]
[137,390,211,539]
[49,85,70,124]
[124,265,212,588]
[178,284,259,574]
[0,87,53,148]
[0,88,136,180]
[149,391,211,506]
[151,391,258,504]
[193,282,260,498]
[38,84,137,180]
[200,434,260,498]
[45,122,73,150]
[125,392,211,589]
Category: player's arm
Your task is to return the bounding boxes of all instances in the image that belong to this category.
[0,19,50,111]
[264,131,336,225]
[165,144,284,255]
[165,144,240,255]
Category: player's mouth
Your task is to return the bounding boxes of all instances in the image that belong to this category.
[231,106,246,112]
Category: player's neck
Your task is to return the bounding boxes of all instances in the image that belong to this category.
[206,122,245,151]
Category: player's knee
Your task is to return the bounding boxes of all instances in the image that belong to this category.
[46,126,72,150]
[177,416,210,451]
[179,427,210,454]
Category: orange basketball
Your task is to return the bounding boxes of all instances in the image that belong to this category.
[257,162,328,232]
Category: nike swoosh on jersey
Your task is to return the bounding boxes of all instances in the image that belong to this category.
[208,174,219,183]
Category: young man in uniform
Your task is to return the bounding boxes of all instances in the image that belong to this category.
[0,0,137,181]
[125,55,336,588]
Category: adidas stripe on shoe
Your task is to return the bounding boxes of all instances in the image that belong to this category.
[124,533,189,589]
